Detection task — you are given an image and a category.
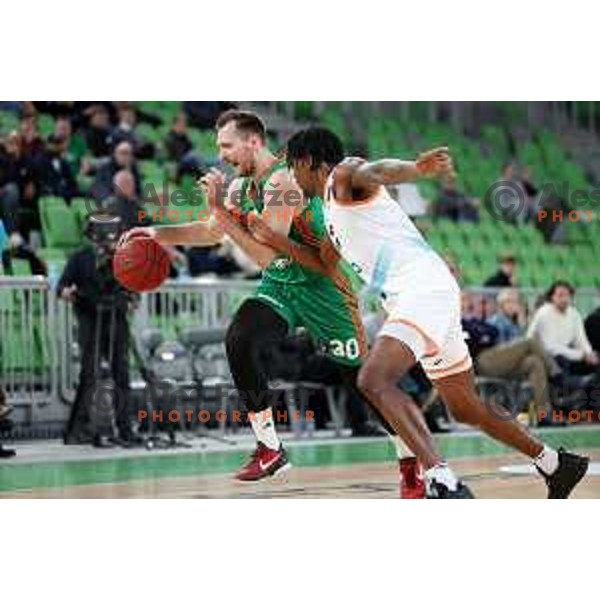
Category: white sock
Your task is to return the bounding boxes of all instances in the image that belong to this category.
[250,409,281,450]
[392,435,415,460]
[425,463,459,492]
[533,446,559,475]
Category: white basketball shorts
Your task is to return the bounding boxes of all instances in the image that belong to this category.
[377,281,472,381]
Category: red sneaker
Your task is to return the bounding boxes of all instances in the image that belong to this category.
[399,457,425,499]
[235,442,291,481]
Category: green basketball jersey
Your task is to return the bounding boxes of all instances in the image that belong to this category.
[238,161,327,284]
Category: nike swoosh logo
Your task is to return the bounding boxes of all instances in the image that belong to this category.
[259,456,280,471]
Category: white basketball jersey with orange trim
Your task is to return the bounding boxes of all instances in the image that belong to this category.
[323,175,457,297]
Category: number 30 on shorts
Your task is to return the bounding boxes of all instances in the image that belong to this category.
[329,338,360,360]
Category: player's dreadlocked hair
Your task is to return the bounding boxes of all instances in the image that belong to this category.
[286,127,345,172]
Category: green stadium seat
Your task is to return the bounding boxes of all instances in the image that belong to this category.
[10,259,34,276]
[38,247,69,275]
[70,198,93,233]
[39,196,82,249]
[137,124,163,145]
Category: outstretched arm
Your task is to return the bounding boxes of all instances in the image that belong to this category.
[337,147,455,201]
[123,218,225,247]
[353,158,421,187]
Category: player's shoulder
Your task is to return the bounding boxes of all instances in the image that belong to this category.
[328,157,372,205]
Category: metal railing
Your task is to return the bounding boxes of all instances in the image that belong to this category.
[1,276,598,431]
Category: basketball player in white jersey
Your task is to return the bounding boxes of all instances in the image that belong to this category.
[249,126,588,498]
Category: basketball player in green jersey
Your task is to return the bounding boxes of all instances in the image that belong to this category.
[126,110,431,492]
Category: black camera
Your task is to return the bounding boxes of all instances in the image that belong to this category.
[84,213,124,247]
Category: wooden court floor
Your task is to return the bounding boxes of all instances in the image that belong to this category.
[1,427,600,499]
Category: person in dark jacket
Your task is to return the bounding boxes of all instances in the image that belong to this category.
[83,104,113,158]
[585,305,600,354]
[58,214,139,446]
[104,169,150,230]
[91,141,142,200]
[165,112,193,162]
[33,134,79,201]
[484,254,518,288]
[108,104,155,159]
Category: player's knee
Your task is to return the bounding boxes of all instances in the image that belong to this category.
[357,366,392,402]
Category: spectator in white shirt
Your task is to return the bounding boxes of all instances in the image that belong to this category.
[527,281,600,376]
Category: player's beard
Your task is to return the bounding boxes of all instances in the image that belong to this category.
[237,158,257,177]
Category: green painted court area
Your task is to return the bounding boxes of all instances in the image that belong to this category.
[1,428,599,496]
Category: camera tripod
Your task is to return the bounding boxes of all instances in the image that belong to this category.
[66,296,128,447]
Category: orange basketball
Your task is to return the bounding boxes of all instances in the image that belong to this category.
[113,235,171,292]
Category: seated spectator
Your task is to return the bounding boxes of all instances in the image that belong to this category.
[528,281,600,377]
[19,113,45,161]
[165,112,193,163]
[0,132,24,242]
[585,303,600,354]
[33,134,79,201]
[109,104,155,159]
[520,166,540,223]
[434,176,479,222]
[462,291,561,423]
[0,143,47,275]
[487,288,525,343]
[492,163,527,224]
[91,141,142,200]
[0,130,39,241]
[484,253,518,288]
[54,116,87,174]
[104,169,150,230]
[536,192,569,244]
[83,104,112,158]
